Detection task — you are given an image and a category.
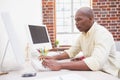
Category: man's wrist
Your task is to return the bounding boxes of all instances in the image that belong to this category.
[52,55,59,60]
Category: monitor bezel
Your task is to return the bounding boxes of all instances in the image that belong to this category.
[27,25,52,51]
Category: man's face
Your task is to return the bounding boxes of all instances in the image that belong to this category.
[75,12,92,32]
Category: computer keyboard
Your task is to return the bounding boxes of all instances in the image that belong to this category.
[31,59,50,71]
[31,51,61,72]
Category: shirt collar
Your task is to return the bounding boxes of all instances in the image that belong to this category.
[82,22,97,36]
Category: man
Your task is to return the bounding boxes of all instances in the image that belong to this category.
[39,7,120,77]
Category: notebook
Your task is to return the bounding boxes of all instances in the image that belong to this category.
[35,73,87,80]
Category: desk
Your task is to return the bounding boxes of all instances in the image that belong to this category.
[0,61,120,80]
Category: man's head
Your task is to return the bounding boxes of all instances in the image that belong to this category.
[75,7,94,33]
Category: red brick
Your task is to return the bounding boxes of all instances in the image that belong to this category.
[99,5,107,8]
[93,0,98,2]
[109,0,116,1]
[110,17,118,20]
[109,5,117,7]
[99,0,107,1]
[47,2,54,5]
[92,2,97,5]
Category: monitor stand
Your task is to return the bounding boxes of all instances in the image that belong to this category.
[0,40,9,75]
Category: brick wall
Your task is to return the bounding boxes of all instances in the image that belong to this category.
[42,0,56,47]
[92,0,120,41]
[42,0,120,47]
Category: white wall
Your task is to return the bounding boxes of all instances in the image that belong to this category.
[0,0,42,52]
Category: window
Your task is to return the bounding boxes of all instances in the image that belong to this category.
[56,0,91,45]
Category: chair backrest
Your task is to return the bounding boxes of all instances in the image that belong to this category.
[115,41,120,51]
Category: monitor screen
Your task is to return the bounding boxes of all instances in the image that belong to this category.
[28,25,52,51]
[29,25,49,44]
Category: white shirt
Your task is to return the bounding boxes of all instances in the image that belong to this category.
[65,22,120,77]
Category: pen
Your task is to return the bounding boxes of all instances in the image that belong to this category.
[39,48,45,61]
[41,47,47,56]
[39,48,44,56]
[37,49,41,53]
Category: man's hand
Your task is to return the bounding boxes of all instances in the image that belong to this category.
[42,60,62,71]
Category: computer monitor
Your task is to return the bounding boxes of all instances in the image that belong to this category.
[0,12,25,73]
[28,25,52,52]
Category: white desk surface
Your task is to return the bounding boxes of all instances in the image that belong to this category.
[0,61,120,80]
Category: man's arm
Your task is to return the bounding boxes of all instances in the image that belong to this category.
[60,60,91,70]
[39,51,70,60]
[42,59,91,71]
[53,51,70,60]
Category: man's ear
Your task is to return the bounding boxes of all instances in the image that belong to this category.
[89,17,93,20]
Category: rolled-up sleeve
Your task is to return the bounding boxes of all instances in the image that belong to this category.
[84,32,114,71]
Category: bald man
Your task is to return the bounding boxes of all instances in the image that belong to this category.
[39,7,120,77]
